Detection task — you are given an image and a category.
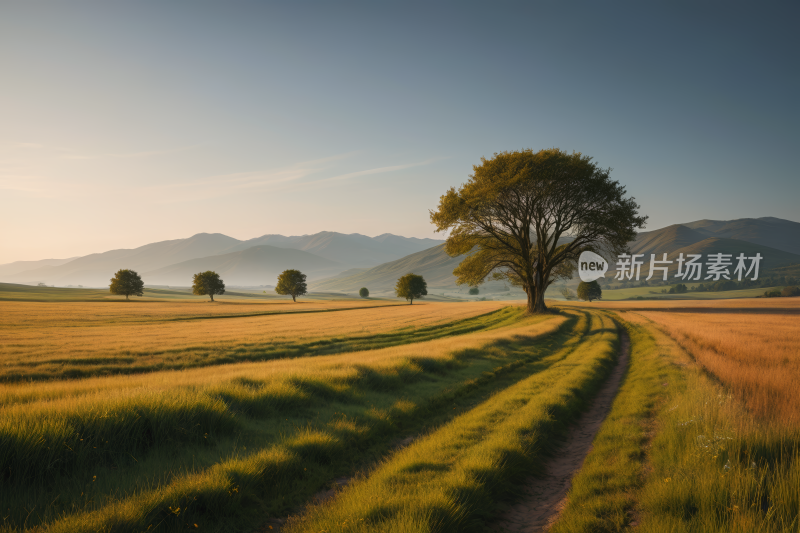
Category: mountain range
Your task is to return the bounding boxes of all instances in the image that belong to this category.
[2,217,797,290]
[0,232,443,287]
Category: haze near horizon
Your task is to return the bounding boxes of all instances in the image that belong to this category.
[2,1,798,263]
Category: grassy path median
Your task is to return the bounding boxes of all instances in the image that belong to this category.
[285,309,619,533]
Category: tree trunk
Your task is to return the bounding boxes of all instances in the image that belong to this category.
[210,294,214,302]
[525,285,548,314]
[126,294,129,301]
[292,295,296,302]
[410,297,413,305]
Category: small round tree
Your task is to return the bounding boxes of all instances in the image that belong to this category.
[577,280,602,302]
[109,269,144,300]
[192,271,225,301]
[276,269,307,302]
[468,287,479,295]
[359,287,369,298]
[395,273,427,305]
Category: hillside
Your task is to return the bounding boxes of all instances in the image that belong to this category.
[310,244,459,293]
[141,245,344,286]
[0,257,78,278]
[630,224,708,256]
[683,217,800,255]
[225,231,442,266]
[310,244,520,295]
[664,237,800,274]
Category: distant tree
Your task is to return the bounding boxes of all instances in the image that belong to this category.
[276,269,307,302]
[359,287,370,298]
[395,273,427,304]
[577,280,602,302]
[559,286,575,300]
[429,148,646,314]
[109,269,144,300]
[764,290,781,298]
[192,271,225,302]
[37,282,47,287]
[469,287,479,295]
[781,286,800,297]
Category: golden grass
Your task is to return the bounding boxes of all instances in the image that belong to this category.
[635,309,800,425]
[1,310,565,532]
[0,310,561,408]
[563,296,800,311]
[0,300,508,380]
[0,298,403,328]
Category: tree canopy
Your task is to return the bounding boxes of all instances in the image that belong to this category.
[359,287,369,298]
[468,287,479,295]
[276,269,307,302]
[577,280,602,302]
[109,269,144,300]
[192,271,225,301]
[395,273,427,304]
[430,148,646,313]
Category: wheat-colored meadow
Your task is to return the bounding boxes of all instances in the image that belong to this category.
[568,297,800,424]
[0,300,509,380]
[0,296,571,532]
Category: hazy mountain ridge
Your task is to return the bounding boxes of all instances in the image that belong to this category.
[2,231,444,286]
[141,245,344,286]
[4,217,796,289]
[0,257,79,278]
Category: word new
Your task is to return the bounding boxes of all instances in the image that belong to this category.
[614,253,762,281]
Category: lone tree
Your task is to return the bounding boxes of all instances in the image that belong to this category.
[469,287,479,295]
[359,287,370,298]
[192,271,225,301]
[577,280,602,302]
[276,269,307,302]
[430,148,646,314]
[395,273,427,304]
[109,269,144,300]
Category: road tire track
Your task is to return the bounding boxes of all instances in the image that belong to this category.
[493,327,631,532]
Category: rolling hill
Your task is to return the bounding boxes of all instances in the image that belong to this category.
[630,224,708,256]
[0,257,78,278]
[141,245,344,286]
[224,232,442,266]
[683,217,800,255]
[310,245,461,293]
[661,238,800,275]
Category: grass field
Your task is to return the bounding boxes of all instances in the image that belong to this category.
[0,299,511,381]
[1,285,798,532]
[586,284,783,301]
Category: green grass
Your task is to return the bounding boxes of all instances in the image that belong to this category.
[1,312,566,532]
[635,330,800,532]
[597,285,780,301]
[284,310,619,533]
[548,312,800,533]
[0,282,370,302]
[549,316,683,532]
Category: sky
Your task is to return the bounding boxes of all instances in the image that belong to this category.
[1,1,798,264]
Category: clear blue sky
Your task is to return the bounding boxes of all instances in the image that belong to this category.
[1,1,798,263]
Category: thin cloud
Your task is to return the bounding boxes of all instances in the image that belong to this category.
[60,144,206,160]
[147,155,441,204]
